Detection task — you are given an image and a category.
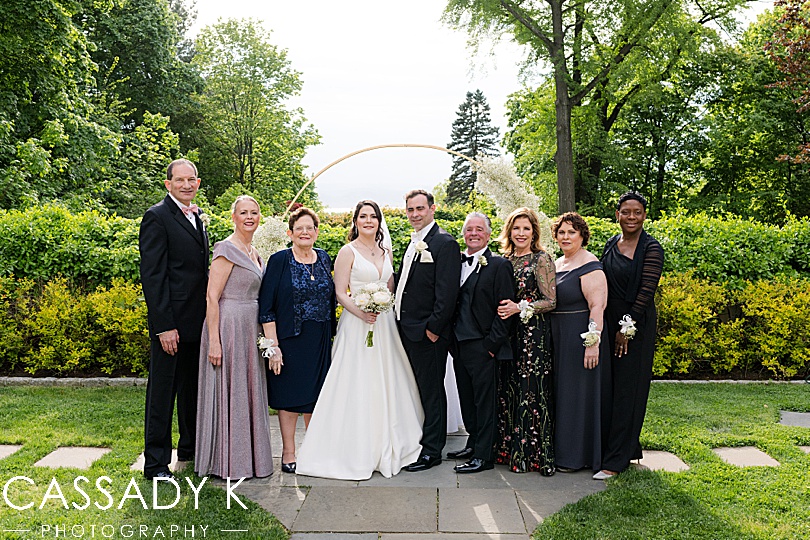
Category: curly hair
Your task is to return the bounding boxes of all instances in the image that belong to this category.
[498,207,547,255]
[552,212,590,247]
[288,207,320,230]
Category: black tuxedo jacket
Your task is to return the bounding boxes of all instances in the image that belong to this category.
[396,224,461,342]
[455,249,516,359]
[139,195,209,343]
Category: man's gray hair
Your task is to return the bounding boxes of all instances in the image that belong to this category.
[464,212,492,234]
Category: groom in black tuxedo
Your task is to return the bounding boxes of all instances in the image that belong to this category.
[448,212,515,473]
[395,190,460,472]
[139,159,209,480]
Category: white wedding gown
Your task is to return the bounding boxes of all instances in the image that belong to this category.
[296,245,424,480]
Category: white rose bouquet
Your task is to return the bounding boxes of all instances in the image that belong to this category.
[353,282,395,347]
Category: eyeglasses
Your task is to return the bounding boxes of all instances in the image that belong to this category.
[293,226,317,233]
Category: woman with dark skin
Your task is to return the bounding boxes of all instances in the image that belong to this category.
[594,192,664,480]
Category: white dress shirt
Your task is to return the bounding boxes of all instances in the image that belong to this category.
[395,221,436,319]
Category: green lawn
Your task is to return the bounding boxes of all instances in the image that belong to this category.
[0,383,808,539]
[0,387,285,539]
[537,383,810,539]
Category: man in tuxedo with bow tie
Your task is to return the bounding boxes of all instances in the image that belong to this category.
[395,190,460,472]
[448,212,515,473]
[139,159,209,480]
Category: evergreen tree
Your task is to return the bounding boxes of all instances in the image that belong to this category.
[446,90,500,205]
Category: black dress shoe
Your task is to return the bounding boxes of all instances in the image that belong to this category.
[176,454,193,462]
[404,455,441,472]
[145,470,174,480]
[447,447,474,460]
[454,458,494,474]
[281,462,296,473]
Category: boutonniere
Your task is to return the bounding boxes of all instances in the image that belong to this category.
[414,240,433,263]
[199,212,210,228]
[476,255,488,273]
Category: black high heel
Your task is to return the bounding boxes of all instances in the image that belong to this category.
[281,462,296,473]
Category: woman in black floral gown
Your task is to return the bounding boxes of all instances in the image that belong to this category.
[495,207,557,475]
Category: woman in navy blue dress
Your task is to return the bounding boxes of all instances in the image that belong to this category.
[259,207,335,474]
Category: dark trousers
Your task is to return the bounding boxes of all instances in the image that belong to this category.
[401,333,449,458]
[454,338,497,462]
[143,340,199,476]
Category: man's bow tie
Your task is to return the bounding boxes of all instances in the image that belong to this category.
[461,254,475,266]
[181,204,199,217]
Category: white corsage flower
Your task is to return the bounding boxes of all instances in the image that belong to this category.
[580,320,601,348]
[518,299,535,324]
[476,255,488,273]
[619,314,637,339]
[414,240,433,263]
[257,335,278,358]
[199,213,210,228]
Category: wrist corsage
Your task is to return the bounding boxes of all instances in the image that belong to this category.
[257,336,279,358]
[619,315,637,339]
[518,300,535,324]
[580,320,601,347]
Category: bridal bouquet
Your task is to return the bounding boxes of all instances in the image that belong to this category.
[353,282,395,347]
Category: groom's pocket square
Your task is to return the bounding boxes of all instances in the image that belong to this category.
[419,251,434,263]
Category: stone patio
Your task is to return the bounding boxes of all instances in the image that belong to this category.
[779,410,810,428]
[0,444,22,460]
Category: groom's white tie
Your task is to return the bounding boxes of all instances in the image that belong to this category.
[395,232,420,319]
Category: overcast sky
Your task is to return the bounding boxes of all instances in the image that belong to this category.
[192,1,773,211]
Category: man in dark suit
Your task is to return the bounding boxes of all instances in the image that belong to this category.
[139,158,209,480]
[395,190,461,472]
[448,212,515,473]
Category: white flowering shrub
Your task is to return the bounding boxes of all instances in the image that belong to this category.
[253,215,289,260]
[474,156,553,251]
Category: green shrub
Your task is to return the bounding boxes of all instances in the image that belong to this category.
[0,277,149,376]
[737,277,810,378]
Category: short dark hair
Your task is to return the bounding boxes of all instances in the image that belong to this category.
[166,158,197,180]
[404,189,434,206]
[288,207,320,230]
[616,191,647,210]
[552,212,591,247]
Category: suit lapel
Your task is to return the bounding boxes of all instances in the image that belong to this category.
[406,223,440,283]
[167,195,204,247]
[464,248,491,301]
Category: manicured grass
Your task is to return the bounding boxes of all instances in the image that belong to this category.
[536,383,810,540]
[0,387,286,539]
[1,383,808,539]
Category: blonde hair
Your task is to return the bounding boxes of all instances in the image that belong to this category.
[230,195,260,215]
[498,207,547,255]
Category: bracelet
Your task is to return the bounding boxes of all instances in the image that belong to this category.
[619,315,637,340]
[580,320,601,348]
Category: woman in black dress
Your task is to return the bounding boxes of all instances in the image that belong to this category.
[259,207,335,474]
[550,212,609,473]
[594,192,664,480]
[495,207,557,475]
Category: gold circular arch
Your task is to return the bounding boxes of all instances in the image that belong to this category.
[283,143,481,218]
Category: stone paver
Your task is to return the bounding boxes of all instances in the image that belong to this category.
[34,446,110,470]
[713,446,780,467]
[293,487,437,533]
[130,449,192,473]
[438,488,526,534]
[639,450,690,472]
[0,444,22,460]
[384,535,529,540]
[291,535,377,540]
[780,411,810,428]
[800,446,810,454]
[235,485,307,530]
[516,487,601,529]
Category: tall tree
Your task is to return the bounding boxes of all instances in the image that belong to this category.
[446,90,500,205]
[444,0,746,212]
[192,18,320,211]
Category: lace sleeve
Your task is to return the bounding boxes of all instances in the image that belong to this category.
[629,240,664,320]
[531,251,557,313]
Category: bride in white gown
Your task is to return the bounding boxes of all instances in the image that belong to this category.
[296,200,424,480]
